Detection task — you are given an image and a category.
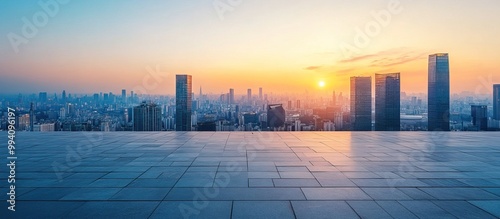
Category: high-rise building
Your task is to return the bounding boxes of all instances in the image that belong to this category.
[133,102,162,131]
[350,76,372,131]
[176,75,192,131]
[267,104,285,129]
[259,88,263,100]
[428,53,450,131]
[122,89,126,103]
[29,102,34,132]
[229,89,235,104]
[375,73,401,131]
[39,92,47,103]
[62,90,66,102]
[494,84,500,120]
[471,105,488,131]
[296,100,301,109]
[247,89,252,101]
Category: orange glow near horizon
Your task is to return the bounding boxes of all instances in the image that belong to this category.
[1,1,500,95]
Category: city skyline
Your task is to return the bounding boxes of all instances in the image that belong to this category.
[1,1,500,95]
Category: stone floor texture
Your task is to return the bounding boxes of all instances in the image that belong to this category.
[1,132,500,218]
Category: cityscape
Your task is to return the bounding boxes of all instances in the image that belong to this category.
[1,53,499,132]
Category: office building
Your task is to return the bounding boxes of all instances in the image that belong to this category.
[247,89,252,101]
[259,88,263,100]
[133,102,162,131]
[39,92,47,103]
[350,76,372,131]
[471,105,488,131]
[375,73,401,131]
[122,89,126,103]
[267,104,285,129]
[62,90,66,102]
[29,102,34,131]
[494,84,500,120]
[428,53,450,131]
[229,89,235,104]
[176,74,192,131]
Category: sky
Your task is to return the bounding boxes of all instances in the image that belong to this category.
[1,0,500,95]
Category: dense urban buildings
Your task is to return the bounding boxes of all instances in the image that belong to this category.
[133,102,162,131]
[471,105,488,131]
[350,76,372,131]
[428,53,451,131]
[375,73,401,131]
[175,74,192,131]
[2,55,500,133]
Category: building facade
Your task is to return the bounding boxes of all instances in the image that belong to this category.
[471,105,488,131]
[375,73,401,131]
[350,76,372,131]
[494,84,500,121]
[133,102,162,131]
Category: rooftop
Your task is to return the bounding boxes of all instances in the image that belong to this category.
[2,132,500,218]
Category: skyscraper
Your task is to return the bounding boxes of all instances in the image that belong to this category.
[375,73,401,131]
[332,91,337,106]
[259,88,263,100]
[229,89,235,104]
[247,89,252,101]
[267,104,285,129]
[494,84,500,120]
[471,105,488,131]
[62,90,66,102]
[428,53,450,131]
[29,102,34,132]
[350,76,372,131]
[176,74,192,131]
[133,102,162,131]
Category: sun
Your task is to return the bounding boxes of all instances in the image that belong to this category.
[318,81,326,88]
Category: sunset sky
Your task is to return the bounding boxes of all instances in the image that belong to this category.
[1,0,500,95]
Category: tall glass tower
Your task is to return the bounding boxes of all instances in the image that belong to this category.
[176,75,192,131]
[375,73,400,131]
[350,76,372,131]
[494,84,500,121]
[428,53,450,131]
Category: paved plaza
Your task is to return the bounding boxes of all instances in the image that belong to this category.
[1,132,500,218]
